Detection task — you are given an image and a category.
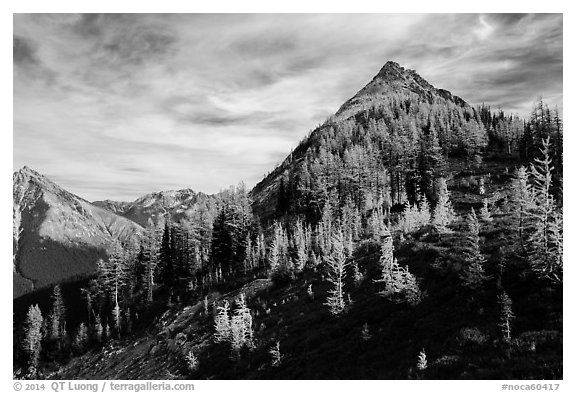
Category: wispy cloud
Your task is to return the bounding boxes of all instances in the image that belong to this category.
[13,13,563,201]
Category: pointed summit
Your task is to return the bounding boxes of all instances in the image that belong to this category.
[13,165,74,204]
[13,166,54,188]
[335,60,467,120]
[15,165,42,179]
[373,61,435,90]
[375,61,407,81]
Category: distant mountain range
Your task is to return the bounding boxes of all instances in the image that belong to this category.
[12,167,143,298]
[12,167,220,298]
[93,189,212,228]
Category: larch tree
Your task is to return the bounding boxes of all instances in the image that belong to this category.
[432,177,455,232]
[527,137,563,283]
[230,293,254,358]
[97,243,131,336]
[397,198,430,234]
[270,222,294,282]
[186,350,199,372]
[510,166,533,251]
[418,194,432,224]
[417,348,428,371]
[293,219,308,272]
[378,226,394,282]
[214,300,231,343]
[376,231,421,305]
[317,198,334,256]
[498,291,514,342]
[214,294,254,360]
[23,304,43,373]
[268,222,282,272]
[324,229,349,315]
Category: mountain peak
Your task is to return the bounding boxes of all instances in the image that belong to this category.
[373,61,434,90]
[335,60,467,120]
[16,165,40,177]
[14,165,51,187]
[376,61,404,78]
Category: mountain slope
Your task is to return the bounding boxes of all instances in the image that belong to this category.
[14,61,562,381]
[94,189,212,227]
[251,60,483,222]
[13,166,143,298]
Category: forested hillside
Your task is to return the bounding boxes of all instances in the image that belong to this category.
[13,62,562,380]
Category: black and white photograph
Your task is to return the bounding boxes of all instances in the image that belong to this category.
[10,7,565,386]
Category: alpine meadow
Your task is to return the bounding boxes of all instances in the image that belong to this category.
[13,13,563,381]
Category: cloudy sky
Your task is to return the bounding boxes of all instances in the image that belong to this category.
[13,13,563,201]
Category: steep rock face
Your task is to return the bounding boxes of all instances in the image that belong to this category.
[94,189,211,227]
[13,166,142,298]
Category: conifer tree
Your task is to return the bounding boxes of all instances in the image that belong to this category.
[186,350,199,372]
[417,348,428,371]
[432,177,455,232]
[527,137,563,283]
[498,291,514,342]
[397,202,417,234]
[158,220,173,285]
[479,198,493,222]
[73,322,88,352]
[243,235,253,274]
[269,222,293,281]
[418,194,432,224]
[324,229,349,315]
[23,304,43,373]
[97,243,131,336]
[317,198,333,256]
[460,208,487,289]
[378,227,394,281]
[268,223,282,272]
[143,233,157,304]
[377,235,421,305]
[367,207,388,240]
[511,166,533,250]
[397,200,430,234]
[214,300,231,343]
[48,285,66,343]
[270,341,282,367]
[214,295,254,360]
[229,294,254,358]
[293,219,308,271]
[93,314,103,343]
